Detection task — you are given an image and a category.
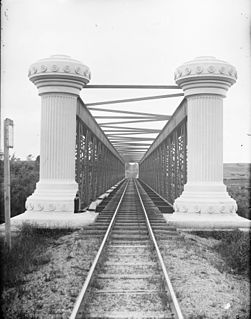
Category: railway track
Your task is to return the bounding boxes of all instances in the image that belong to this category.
[70,178,183,319]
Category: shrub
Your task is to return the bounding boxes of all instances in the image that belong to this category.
[216,230,250,276]
[193,230,250,276]
[0,156,40,223]
[0,224,73,289]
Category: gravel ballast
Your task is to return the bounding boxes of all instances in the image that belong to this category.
[1,229,250,318]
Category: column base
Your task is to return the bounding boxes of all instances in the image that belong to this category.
[170,182,251,230]
[25,180,78,213]
[164,213,251,230]
[0,211,98,230]
[173,182,237,214]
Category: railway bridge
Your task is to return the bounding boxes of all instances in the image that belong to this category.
[13,54,250,229]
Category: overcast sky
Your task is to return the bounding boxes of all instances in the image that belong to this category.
[1,0,250,162]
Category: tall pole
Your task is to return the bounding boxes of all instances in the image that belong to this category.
[4,118,13,249]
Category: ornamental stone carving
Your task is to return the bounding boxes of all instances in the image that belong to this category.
[174,56,237,97]
[173,201,237,215]
[28,54,90,95]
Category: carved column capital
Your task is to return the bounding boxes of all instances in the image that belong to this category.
[28,54,90,95]
[174,56,237,97]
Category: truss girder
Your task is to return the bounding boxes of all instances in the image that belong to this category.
[139,99,187,204]
[75,117,124,209]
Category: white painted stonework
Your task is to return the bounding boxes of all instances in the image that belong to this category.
[25,55,90,214]
[172,56,250,229]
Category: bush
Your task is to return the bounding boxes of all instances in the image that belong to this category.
[0,156,39,223]
[216,230,250,276]
[193,230,250,276]
[0,224,73,289]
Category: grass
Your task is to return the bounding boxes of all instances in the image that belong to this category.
[227,184,250,219]
[192,230,250,277]
[223,163,250,220]
[0,224,74,290]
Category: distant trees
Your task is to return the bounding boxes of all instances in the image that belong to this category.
[0,157,249,223]
[125,163,139,178]
[0,155,39,223]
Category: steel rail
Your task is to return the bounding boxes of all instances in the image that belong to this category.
[85,93,184,107]
[70,180,129,319]
[134,179,184,319]
[84,84,181,89]
[139,179,174,207]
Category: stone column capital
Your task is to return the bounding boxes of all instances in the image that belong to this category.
[28,54,90,95]
[174,56,237,97]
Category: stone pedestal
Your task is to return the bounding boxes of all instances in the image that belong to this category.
[171,56,250,229]
[25,55,91,214]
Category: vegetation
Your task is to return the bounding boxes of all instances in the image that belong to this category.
[224,163,251,220]
[0,155,39,223]
[226,183,250,219]
[0,224,74,319]
[193,230,250,277]
[0,224,73,289]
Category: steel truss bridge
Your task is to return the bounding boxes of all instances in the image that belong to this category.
[22,54,250,230]
[75,88,186,209]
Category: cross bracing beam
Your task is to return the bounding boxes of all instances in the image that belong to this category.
[88,107,172,118]
[102,126,161,132]
[111,144,152,148]
[99,118,171,126]
[106,132,158,136]
[84,85,180,89]
[118,151,148,154]
[85,93,184,107]
[112,144,151,147]
[94,116,169,119]
[111,140,152,143]
[114,144,150,147]
[114,144,150,151]
[109,136,155,141]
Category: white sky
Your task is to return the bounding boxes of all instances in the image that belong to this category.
[1,0,251,162]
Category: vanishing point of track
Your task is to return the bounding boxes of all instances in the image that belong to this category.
[70,178,184,319]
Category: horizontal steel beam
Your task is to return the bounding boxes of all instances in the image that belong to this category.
[85,93,184,107]
[84,84,181,89]
[95,116,169,119]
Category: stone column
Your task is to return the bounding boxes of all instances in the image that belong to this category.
[25,55,91,213]
[170,56,250,229]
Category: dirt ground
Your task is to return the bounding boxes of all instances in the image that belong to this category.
[1,229,250,319]
[159,232,250,319]
[1,229,102,319]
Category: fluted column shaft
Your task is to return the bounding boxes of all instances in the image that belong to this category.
[187,95,223,185]
[40,94,76,181]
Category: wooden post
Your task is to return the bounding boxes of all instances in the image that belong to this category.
[4,118,13,250]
